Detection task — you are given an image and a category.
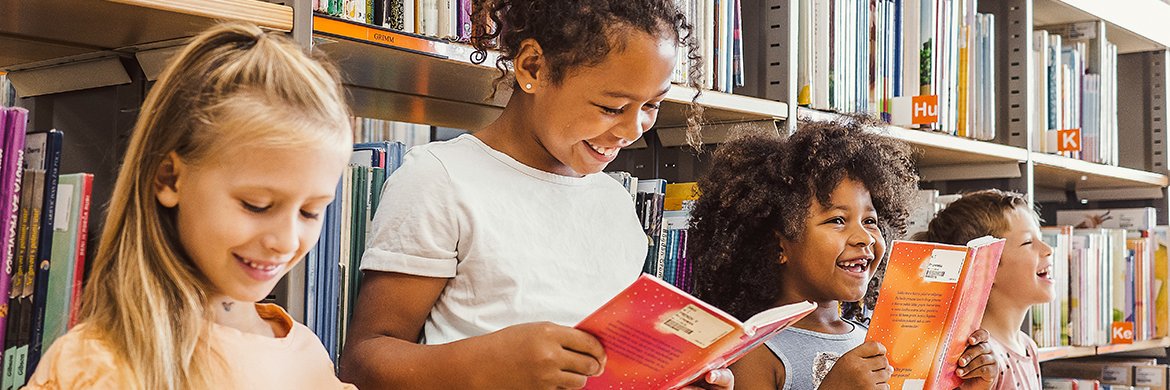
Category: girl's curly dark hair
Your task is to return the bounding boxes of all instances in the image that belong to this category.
[689,118,919,321]
[470,0,705,145]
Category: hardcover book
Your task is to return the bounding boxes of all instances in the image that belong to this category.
[865,236,1006,390]
[577,274,816,390]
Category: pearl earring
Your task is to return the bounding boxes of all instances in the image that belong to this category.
[525,83,532,90]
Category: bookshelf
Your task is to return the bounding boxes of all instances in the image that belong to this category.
[0,0,293,95]
[311,15,789,144]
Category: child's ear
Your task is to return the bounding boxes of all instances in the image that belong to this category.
[513,38,544,94]
[775,231,788,264]
[154,152,184,208]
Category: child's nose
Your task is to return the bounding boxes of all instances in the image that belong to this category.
[848,223,876,246]
[262,215,300,255]
[613,109,652,142]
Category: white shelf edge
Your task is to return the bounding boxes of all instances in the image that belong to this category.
[883,126,1031,163]
[665,86,789,121]
[1036,0,1170,51]
[1032,152,1169,187]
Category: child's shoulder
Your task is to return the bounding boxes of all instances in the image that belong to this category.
[26,324,125,389]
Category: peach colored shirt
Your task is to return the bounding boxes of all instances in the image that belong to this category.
[26,303,356,390]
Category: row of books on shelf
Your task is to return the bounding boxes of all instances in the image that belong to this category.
[1020,207,1165,349]
[1033,24,1120,165]
[350,117,433,148]
[797,0,997,140]
[0,107,94,389]
[313,0,748,93]
[297,141,404,363]
[1042,358,1170,390]
[607,174,700,294]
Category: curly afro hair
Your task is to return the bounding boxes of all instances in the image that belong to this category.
[688,118,919,321]
[470,0,705,144]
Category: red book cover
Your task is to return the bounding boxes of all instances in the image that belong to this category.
[576,274,816,390]
[66,174,91,329]
[865,236,1005,390]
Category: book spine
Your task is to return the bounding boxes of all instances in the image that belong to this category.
[0,108,29,356]
[67,175,91,329]
[27,132,61,374]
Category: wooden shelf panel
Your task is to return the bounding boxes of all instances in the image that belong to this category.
[1032,152,1169,190]
[0,0,292,70]
[314,15,787,131]
[1034,0,1170,54]
[1038,338,1170,362]
[1037,345,1099,362]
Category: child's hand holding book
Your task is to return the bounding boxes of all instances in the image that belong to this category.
[955,329,997,390]
[816,341,892,390]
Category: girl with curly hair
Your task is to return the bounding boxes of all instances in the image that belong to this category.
[915,189,1053,390]
[688,119,999,390]
[339,1,730,389]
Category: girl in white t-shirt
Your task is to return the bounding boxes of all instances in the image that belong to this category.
[338,1,732,389]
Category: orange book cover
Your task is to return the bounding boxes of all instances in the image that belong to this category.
[865,236,1005,390]
[576,274,816,390]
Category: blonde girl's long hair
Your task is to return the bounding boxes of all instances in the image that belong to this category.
[78,22,351,390]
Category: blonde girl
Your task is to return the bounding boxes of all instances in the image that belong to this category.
[27,22,356,390]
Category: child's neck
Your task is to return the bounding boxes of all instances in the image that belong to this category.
[209,295,276,338]
[475,97,580,178]
[785,298,853,335]
[980,292,1030,355]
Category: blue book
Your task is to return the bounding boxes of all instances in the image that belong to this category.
[25,130,62,376]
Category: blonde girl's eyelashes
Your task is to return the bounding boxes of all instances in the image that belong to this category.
[645,102,661,110]
[241,200,271,213]
[301,209,321,220]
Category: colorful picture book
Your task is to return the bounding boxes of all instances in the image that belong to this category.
[576,274,816,389]
[865,236,1005,390]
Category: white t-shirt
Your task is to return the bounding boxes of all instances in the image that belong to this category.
[361,134,647,344]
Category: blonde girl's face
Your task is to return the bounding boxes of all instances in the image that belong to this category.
[991,206,1056,306]
[156,142,347,303]
[528,31,676,176]
[776,178,886,304]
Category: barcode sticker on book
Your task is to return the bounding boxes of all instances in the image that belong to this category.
[903,379,926,390]
[660,305,734,348]
[921,249,966,283]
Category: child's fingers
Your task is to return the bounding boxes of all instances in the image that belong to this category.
[704,368,734,387]
[957,341,992,368]
[967,328,990,346]
[956,362,998,381]
[558,349,605,378]
[853,340,888,359]
[557,328,608,374]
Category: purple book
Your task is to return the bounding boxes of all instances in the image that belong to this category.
[457,0,471,41]
[0,107,28,349]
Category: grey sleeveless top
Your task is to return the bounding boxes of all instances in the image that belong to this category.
[763,320,868,390]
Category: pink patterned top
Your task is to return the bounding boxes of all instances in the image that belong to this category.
[989,332,1042,390]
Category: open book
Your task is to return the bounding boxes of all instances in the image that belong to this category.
[576,274,816,389]
[866,236,1006,390]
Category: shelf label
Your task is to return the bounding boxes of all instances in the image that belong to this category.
[1111,322,1134,344]
[1067,22,1098,40]
[1057,128,1081,152]
[911,95,938,124]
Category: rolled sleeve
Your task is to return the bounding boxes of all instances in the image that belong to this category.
[361,148,461,277]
